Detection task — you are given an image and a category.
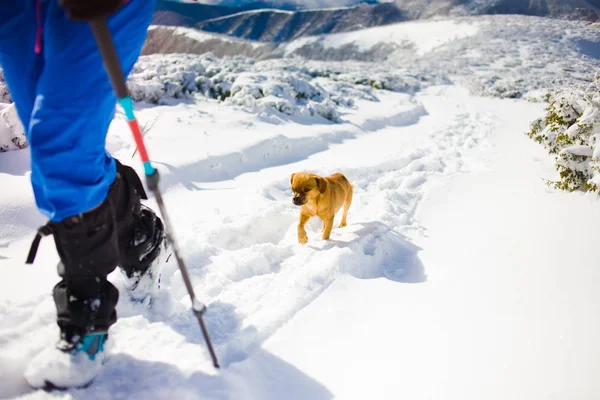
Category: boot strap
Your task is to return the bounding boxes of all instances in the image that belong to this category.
[26,223,54,264]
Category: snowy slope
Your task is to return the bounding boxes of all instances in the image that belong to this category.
[145,15,600,100]
[285,14,600,98]
[265,86,600,399]
[282,18,480,56]
[0,87,429,399]
[142,25,277,58]
[1,14,600,400]
[4,82,600,400]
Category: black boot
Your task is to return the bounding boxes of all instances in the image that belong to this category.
[24,183,120,389]
[27,178,121,346]
[112,160,168,299]
[26,160,167,341]
[24,160,167,389]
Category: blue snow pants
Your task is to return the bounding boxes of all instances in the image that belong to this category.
[0,0,155,221]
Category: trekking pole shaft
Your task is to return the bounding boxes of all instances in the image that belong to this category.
[90,18,219,369]
[90,20,155,175]
[90,19,128,98]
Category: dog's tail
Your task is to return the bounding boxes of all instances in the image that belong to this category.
[338,174,353,185]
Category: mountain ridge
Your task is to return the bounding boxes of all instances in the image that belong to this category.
[152,0,600,43]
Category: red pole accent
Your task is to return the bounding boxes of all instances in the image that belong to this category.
[127,119,151,164]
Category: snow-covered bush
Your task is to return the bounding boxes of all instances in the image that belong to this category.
[527,77,600,193]
[527,91,587,154]
[553,145,594,191]
[127,54,380,122]
[0,103,27,152]
[226,71,341,121]
[127,53,225,103]
[0,69,11,103]
[335,72,425,94]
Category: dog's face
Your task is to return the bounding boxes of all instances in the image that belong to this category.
[290,172,327,206]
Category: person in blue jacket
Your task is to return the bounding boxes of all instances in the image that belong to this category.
[0,0,166,389]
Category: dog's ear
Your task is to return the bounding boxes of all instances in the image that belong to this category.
[290,173,296,186]
[316,177,327,194]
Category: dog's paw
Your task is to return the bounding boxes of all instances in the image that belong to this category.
[298,235,308,245]
[339,222,347,228]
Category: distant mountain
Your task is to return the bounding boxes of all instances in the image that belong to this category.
[152,1,274,27]
[195,3,406,42]
[160,0,380,10]
[152,0,600,43]
[152,0,381,26]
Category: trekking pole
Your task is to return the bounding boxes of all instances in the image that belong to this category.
[90,19,220,369]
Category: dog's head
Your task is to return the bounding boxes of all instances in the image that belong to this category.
[290,172,327,206]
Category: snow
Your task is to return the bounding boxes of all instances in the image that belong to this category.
[192,298,206,313]
[265,87,600,399]
[284,18,480,55]
[563,144,594,157]
[1,13,600,400]
[24,344,106,390]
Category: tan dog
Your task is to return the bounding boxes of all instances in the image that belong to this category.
[290,172,353,244]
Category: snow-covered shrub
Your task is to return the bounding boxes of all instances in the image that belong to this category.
[527,77,600,193]
[127,54,368,122]
[527,91,586,154]
[128,53,218,103]
[225,70,341,121]
[0,69,11,103]
[336,71,424,94]
[482,76,525,99]
[586,121,600,193]
[0,103,27,152]
[553,145,594,192]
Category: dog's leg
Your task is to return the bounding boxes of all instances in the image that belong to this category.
[322,217,334,240]
[340,188,353,228]
[298,213,311,244]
